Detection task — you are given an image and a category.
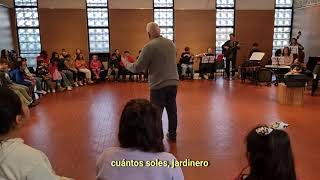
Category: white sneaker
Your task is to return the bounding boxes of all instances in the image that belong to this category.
[78,82,83,86]
[52,89,56,93]
[67,86,73,91]
[36,90,46,94]
[74,82,79,87]
[204,75,209,80]
[47,90,51,93]
[41,90,47,95]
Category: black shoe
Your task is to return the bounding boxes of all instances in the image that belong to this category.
[166,133,176,142]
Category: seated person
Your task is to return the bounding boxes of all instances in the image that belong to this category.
[285,63,302,77]
[282,47,294,66]
[36,60,53,93]
[234,122,297,180]
[75,53,94,84]
[58,55,76,87]
[51,52,73,90]
[248,42,261,58]
[196,48,215,79]
[23,58,47,95]
[0,58,37,107]
[36,50,50,66]
[0,88,72,180]
[49,58,65,92]
[124,51,136,81]
[179,47,194,80]
[96,99,184,180]
[64,55,83,86]
[107,53,120,81]
[9,60,34,95]
[90,55,104,80]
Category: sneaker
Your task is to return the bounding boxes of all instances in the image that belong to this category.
[29,100,40,107]
[67,86,73,91]
[88,80,94,84]
[52,89,56,93]
[78,82,83,86]
[74,82,79,87]
[41,90,47,95]
[36,90,46,94]
[204,74,209,80]
[58,87,65,92]
[47,90,51,93]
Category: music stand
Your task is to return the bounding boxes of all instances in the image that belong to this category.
[249,52,265,61]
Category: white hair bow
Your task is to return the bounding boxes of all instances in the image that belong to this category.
[255,122,289,136]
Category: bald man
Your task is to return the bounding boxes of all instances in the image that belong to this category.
[122,22,179,141]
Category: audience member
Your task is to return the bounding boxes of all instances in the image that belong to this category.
[23,58,47,95]
[58,54,77,87]
[64,54,83,86]
[49,55,65,92]
[36,60,53,93]
[234,122,297,180]
[90,55,102,80]
[107,53,120,81]
[9,60,34,95]
[0,87,72,180]
[0,58,37,107]
[96,99,184,180]
[75,53,94,84]
[36,50,50,65]
[50,52,73,90]
[124,51,136,81]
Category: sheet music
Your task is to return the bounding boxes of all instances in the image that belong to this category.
[249,52,265,61]
[201,56,215,63]
[271,56,285,65]
[289,46,299,54]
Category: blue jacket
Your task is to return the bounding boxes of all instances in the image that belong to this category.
[10,69,32,86]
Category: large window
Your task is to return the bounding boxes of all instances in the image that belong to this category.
[86,0,110,53]
[14,0,41,67]
[153,0,174,41]
[215,0,235,53]
[272,0,293,52]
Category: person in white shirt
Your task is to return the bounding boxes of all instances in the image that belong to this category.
[282,47,294,66]
[96,99,184,180]
[0,87,72,180]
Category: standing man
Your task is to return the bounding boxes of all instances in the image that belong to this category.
[122,22,179,141]
[222,33,240,79]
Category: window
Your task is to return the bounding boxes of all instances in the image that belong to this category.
[216,0,235,53]
[272,0,293,52]
[86,0,110,53]
[153,0,174,41]
[14,0,41,67]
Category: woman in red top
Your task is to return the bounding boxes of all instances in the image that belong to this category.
[36,50,50,66]
[90,55,102,80]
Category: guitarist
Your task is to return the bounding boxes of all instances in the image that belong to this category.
[222,33,240,79]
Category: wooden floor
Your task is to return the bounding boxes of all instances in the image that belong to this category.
[19,80,320,180]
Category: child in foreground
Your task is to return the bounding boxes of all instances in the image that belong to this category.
[234,122,298,180]
[96,99,184,180]
[0,87,72,180]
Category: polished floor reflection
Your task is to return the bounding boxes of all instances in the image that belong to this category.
[19,80,320,180]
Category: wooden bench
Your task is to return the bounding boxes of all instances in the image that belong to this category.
[277,83,304,105]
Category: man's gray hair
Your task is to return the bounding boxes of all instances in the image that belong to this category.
[146,22,161,37]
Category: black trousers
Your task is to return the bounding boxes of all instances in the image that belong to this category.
[226,57,236,77]
[150,85,178,136]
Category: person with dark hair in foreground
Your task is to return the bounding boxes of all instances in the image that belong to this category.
[0,88,72,180]
[96,99,184,180]
[122,22,179,141]
[234,122,297,180]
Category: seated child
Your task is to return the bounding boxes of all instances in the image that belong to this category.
[9,60,35,96]
[90,55,102,80]
[36,60,53,93]
[0,87,72,180]
[96,99,184,180]
[107,53,120,81]
[49,59,65,92]
[234,122,297,180]
[75,53,94,84]
[64,55,82,86]
[285,63,302,77]
[0,58,38,107]
[22,58,47,95]
[123,51,136,81]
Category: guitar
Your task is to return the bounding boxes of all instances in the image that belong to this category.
[222,41,239,58]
